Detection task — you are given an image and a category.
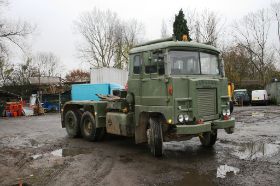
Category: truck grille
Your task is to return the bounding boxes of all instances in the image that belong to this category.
[197,89,217,118]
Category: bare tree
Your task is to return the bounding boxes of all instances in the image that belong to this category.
[76,8,144,69]
[184,9,223,46]
[75,8,119,68]
[1,53,62,86]
[12,56,38,85]
[223,45,253,85]
[197,10,221,46]
[114,19,144,69]
[32,52,63,77]
[0,56,13,86]
[65,69,90,82]
[233,9,273,85]
[271,2,280,44]
[271,1,280,62]
[0,0,33,86]
[0,1,33,58]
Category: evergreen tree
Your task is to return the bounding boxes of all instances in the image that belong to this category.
[173,9,191,41]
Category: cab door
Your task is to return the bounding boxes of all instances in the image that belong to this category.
[128,53,143,105]
[140,50,168,106]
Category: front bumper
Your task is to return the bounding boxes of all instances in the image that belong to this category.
[175,117,235,135]
[212,117,235,129]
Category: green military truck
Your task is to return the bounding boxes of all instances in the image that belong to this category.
[61,37,235,157]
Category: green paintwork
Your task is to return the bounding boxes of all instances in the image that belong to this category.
[130,40,220,54]
[62,38,235,141]
[212,118,235,129]
[106,112,134,136]
[176,123,211,135]
[127,38,234,138]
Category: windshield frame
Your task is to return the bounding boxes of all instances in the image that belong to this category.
[167,48,220,76]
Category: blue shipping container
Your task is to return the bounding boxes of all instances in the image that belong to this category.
[71,83,123,101]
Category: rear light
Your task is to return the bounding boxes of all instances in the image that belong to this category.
[196,119,204,124]
[168,84,173,95]
[223,115,230,120]
[125,83,128,91]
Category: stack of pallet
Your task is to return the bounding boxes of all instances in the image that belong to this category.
[4,102,23,117]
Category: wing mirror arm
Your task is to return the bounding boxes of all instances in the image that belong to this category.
[220,58,225,77]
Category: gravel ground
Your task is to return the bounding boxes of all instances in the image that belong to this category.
[0,106,279,186]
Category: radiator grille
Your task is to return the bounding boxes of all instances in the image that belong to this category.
[197,89,217,118]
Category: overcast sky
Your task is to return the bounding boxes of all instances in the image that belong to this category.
[5,0,273,73]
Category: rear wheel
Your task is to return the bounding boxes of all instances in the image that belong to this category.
[81,111,105,141]
[199,130,217,147]
[147,118,163,157]
[65,110,81,138]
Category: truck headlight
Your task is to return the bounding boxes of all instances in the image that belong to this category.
[222,109,227,116]
[222,109,231,116]
[184,114,189,122]
[226,109,230,116]
[178,114,184,123]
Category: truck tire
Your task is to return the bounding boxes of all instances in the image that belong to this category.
[65,110,81,138]
[199,130,217,147]
[81,111,104,141]
[230,101,234,114]
[148,118,163,157]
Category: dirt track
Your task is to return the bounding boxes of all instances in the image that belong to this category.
[0,106,280,186]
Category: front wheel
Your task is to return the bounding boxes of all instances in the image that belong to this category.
[230,101,234,114]
[81,111,105,141]
[199,130,217,147]
[147,118,163,157]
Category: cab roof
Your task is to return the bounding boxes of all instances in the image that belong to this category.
[130,39,220,54]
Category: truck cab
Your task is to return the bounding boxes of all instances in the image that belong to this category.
[61,37,235,157]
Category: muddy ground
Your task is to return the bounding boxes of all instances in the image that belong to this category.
[0,106,280,186]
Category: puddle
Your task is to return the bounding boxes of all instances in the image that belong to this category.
[50,149,63,157]
[32,148,93,159]
[251,112,265,117]
[233,142,280,160]
[164,170,215,186]
[163,141,203,152]
[217,164,239,178]
[164,141,188,151]
[31,154,42,160]
[50,148,93,157]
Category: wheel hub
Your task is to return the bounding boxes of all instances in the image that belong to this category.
[84,119,92,135]
[147,128,151,145]
[67,116,74,128]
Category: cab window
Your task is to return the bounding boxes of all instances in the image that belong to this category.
[145,65,157,74]
[200,52,219,75]
[133,55,141,74]
[145,52,165,75]
[169,51,200,75]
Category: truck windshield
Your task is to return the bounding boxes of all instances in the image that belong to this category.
[169,51,219,75]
